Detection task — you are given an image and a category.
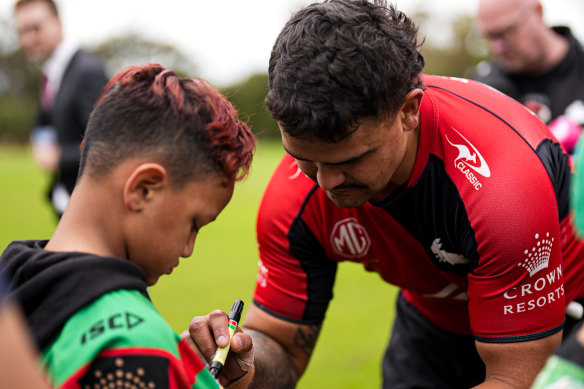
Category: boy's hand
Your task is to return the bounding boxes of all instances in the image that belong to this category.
[181,310,254,388]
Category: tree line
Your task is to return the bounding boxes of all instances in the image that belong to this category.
[0,12,486,143]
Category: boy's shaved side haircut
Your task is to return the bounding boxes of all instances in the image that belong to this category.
[80,64,255,186]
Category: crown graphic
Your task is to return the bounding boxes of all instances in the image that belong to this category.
[517,233,553,276]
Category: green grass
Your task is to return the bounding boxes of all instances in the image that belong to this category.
[0,141,397,388]
[0,145,56,248]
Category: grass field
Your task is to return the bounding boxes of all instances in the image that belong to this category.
[0,141,397,388]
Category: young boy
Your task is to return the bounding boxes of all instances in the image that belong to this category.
[0,64,256,389]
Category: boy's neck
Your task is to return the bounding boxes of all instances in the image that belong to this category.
[45,179,126,259]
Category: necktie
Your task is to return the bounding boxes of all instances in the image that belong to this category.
[40,73,53,109]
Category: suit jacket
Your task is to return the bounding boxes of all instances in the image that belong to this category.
[39,49,108,200]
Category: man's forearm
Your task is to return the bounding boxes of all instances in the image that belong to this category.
[246,329,298,389]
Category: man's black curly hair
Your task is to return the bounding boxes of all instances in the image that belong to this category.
[265,0,425,142]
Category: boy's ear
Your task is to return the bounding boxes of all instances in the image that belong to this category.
[401,88,424,132]
[123,163,168,212]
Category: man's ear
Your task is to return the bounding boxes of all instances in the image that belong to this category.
[401,88,424,132]
[123,163,168,212]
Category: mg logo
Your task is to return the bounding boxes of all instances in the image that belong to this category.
[331,217,371,258]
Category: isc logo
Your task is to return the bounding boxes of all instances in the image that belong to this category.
[80,312,144,345]
[330,217,371,258]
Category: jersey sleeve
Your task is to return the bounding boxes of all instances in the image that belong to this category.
[426,76,571,342]
[43,289,218,389]
[253,154,337,324]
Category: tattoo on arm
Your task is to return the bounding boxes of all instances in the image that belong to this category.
[247,329,296,389]
[293,325,319,358]
[246,325,319,389]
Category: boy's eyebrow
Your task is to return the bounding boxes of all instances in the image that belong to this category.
[283,145,370,166]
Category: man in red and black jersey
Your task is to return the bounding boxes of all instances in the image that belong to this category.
[186,1,584,388]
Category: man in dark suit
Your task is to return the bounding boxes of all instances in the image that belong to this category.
[14,0,109,218]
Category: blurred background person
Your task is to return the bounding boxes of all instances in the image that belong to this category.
[469,0,584,156]
[13,0,108,219]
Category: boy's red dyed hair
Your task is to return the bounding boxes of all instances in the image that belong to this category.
[80,64,255,185]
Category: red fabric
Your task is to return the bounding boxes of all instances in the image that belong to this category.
[60,346,204,389]
[253,75,584,340]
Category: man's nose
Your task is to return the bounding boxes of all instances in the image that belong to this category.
[315,164,345,191]
[489,37,507,56]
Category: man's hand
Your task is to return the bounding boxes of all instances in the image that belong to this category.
[181,310,254,388]
[32,141,60,173]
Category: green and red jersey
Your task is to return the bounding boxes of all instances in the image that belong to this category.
[0,240,219,389]
[44,289,218,389]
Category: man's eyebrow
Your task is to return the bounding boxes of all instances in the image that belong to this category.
[283,145,369,166]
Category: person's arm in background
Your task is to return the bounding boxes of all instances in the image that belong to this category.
[0,271,50,389]
[0,302,51,388]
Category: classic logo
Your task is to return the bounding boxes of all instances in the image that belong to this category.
[445,127,490,190]
[430,238,469,265]
[518,232,553,277]
[331,217,371,258]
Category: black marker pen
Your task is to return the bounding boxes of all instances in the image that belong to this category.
[209,299,244,378]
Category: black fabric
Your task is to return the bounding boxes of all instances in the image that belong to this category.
[39,49,108,218]
[51,50,108,194]
[372,154,480,276]
[0,268,9,310]
[0,268,8,297]
[0,240,148,350]
[535,139,572,220]
[557,321,584,368]
[563,298,584,341]
[382,293,485,389]
[288,185,338,323]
